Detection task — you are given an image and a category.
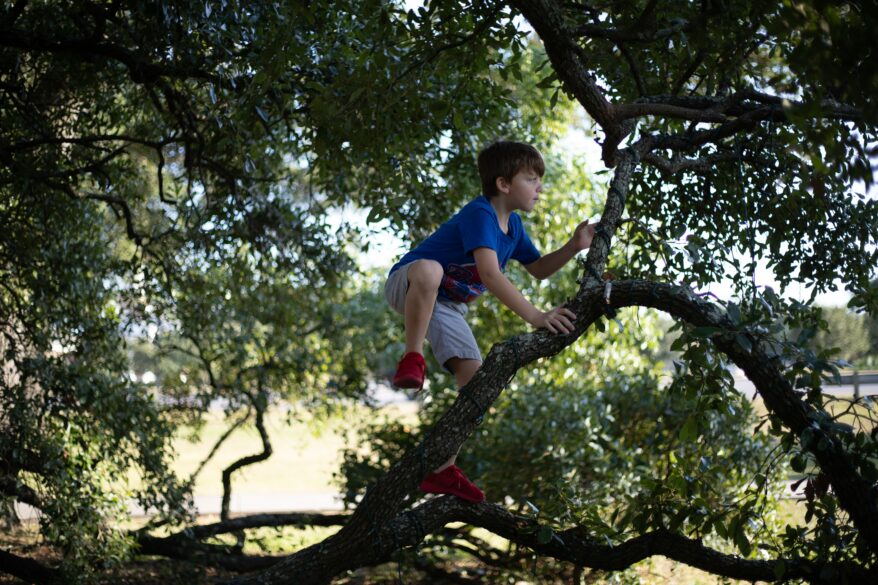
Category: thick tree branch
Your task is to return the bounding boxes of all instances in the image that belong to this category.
[616,102,729,123]
[641,151,743,175]
[0,27,219,84]
[166,512,349,542]
[47,181,147,246]
[134,535,283,573]
[618,91,862,128]
[395,498,875,583]
[574,20,692,43]
[0,476,42,511]
[134,512,350,572]
[0,549,61,585]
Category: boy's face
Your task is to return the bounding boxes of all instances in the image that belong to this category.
[498,168,543,212]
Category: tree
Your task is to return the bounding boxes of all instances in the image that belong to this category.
[2,0,877,584]
[228,1,878,584]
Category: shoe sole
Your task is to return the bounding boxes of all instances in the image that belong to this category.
[393,376,424,389]
[418,487,484,504]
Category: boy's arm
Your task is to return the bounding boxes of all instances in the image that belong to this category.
[524,220,595,280]
[473,247,576,334]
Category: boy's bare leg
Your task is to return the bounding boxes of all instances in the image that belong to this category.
[404,259,443,355]
[433,357,482,473]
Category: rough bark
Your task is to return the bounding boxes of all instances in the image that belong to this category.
[0,549,61,585]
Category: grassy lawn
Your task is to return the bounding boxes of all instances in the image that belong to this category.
[169,402,419,498]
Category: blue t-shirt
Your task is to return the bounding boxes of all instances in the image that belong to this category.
[389,195,541,303]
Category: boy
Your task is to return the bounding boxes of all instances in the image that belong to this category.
[384,140,595,503]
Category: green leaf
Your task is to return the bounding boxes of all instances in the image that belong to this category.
[537,525,554,545]
[735,527,752,557]
[735,334,752,352]
[680,417,698,442]
[691,326,722,338]
[727,302,741,325]
[800,427,816,449]
[549,87,560,110]
[535,72,557,89]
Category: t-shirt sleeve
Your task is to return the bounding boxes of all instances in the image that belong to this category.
[459,207,499,255]
[513,224,541,265]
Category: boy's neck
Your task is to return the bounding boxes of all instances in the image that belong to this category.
[488,195,512,230]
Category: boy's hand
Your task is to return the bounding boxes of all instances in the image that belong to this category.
[531,306,577,334]
[571,220,596,252]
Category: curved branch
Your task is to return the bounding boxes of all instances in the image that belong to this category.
[574,20,692,43]
[135,511,349,569]
[189,409,251,485]
[220,390,272,522]
[641,151,743,175]
[616,102,729,123]
[396,498,876,583]
[134,535,283,572]
[0,549,61,585]
[0,27,219,84]
[46,180,147,246]
[182,511,348,540]
[509,0,623,164]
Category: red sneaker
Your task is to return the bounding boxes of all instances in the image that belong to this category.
[419,465,485,503]
[392,352,426,389]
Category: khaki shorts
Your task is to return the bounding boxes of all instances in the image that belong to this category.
[384,262,482,372]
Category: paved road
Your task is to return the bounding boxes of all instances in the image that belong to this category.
[15,491,345,521]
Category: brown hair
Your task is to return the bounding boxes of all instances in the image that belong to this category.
[477,141,545,197]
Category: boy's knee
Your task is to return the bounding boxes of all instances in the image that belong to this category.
[408,259,443,287]
[447,358,482,387]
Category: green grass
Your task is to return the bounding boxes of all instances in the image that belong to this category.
[170,402,419,497]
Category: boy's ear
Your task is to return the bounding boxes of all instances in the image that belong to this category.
[495,175,510,194]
